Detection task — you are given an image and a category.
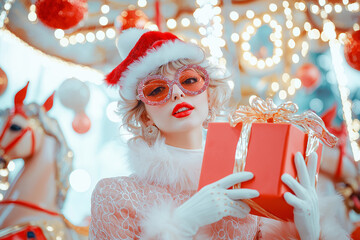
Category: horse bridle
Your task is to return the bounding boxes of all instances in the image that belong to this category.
[0,110,36,169]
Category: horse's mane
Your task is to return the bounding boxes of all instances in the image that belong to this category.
[22,103,73,210]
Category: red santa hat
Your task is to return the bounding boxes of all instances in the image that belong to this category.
[105,28,205,100]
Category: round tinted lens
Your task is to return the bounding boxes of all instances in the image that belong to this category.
[179,69,205,93]
[142,79,170,102]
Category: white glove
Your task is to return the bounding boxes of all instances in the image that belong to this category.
[281,152,320,240]
[174,172,259,239]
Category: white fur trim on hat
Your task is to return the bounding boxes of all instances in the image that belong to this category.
[120,39,204,100]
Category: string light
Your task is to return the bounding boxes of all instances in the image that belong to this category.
[54,29,65,39]
[96,30,105,41]
[28,4,35,11]
[282,1,289,8]
[271,82,280,91]
[106,28,115,39]
[28,11,37,22]
[288,86,296,95]
[282,73,290,82]
[311,4,320,14]
[181,18,190,27]
[76,33,85,43]
[304,22,311,31]
[137,0,147,7]
[231,33,240,43]
[330,39,360,161]
[298,2,306,11]
[265,58,273,67]
[288,39,295,48]
[167,18,177,29]
[246,10,255,19]
[68,35,76,45]
[301,41,309,56]
[190,38,198,44]
[194,0,225,65]
[253,18,261,27]
[354,23,360,31]
[292,53,299,63]
[99,16,108,26]
[292,27,300,37]
[263,14,271,23]
[241,41,250,50]
[279,90,287,100]
[229,11,239,21]
[269,3,278,12]
[319,0,326,7]
[292,78,302,89]
[246,25,255,34]
[86,32,95,42]
[324,4,333,13]
[60,38,69,47]
[100,4,110,14]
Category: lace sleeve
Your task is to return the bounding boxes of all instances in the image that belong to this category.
[89,177,141,240]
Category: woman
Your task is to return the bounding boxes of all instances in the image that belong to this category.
[89,28,348,239]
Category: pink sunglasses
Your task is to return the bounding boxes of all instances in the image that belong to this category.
[136,64,210,106]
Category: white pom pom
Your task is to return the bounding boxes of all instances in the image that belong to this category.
[116,28,149,60]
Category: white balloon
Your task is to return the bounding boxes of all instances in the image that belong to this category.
[58,78,90,112]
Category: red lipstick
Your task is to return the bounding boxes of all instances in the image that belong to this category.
[172,102,194,118]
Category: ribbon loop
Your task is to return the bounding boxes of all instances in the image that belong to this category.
[230,97,338,148]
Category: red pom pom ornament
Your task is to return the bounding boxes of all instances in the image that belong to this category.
[35,0,88,30]
[344,30,360,71]
[115,9,148,33]
[295,63,321,89]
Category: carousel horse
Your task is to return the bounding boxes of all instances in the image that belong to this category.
[0,82,88,239]
[318,105,360,235]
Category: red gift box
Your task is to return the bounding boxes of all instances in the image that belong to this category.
[198,122,323,221]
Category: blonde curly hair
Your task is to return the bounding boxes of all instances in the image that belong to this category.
[117,57,232,144]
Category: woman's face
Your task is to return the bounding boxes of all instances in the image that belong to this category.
[143,71,209,134]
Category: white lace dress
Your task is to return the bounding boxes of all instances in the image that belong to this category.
[89,138,350,240]
[89,139,261,239]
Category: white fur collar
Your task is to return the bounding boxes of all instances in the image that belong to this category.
[127,138,203,191]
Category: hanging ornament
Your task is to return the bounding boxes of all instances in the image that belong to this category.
[114,8,148,33]
[72,111,91,134]
[0,67,8,96]
[295,63,321,89]
[58,78,90,112]
[344,30,360,71]
[35,0,88,30]
[58,78,91,134]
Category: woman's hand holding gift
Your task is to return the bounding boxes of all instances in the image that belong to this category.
[281,152,321,240]
[174,172,259,238]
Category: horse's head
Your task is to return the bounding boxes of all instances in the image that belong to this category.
[0,82,54,168]
[0,83,71,209]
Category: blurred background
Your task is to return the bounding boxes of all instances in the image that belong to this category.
[0,0,359,226]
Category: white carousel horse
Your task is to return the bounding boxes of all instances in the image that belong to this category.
[318,105,360,234]
[0,82,88,239]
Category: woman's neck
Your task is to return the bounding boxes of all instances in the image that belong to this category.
[162,126,203,149]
